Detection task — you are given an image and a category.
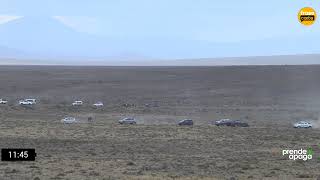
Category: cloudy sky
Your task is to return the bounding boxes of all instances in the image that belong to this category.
[0,0,319,61]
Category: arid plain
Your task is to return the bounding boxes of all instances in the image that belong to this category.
[1,65,320,180]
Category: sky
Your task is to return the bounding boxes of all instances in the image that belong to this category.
[0,0,319,62]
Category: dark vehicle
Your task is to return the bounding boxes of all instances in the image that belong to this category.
[119,117,137,125]
[178,119,194,126]
[214,119,249,127]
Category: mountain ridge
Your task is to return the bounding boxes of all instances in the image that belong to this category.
[0,16,319,60]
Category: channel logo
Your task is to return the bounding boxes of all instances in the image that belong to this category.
[282,148,313,161]
[298,7,317,26]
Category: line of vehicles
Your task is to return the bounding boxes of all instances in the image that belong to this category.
[2,98,38,105]
[117,118,250,127]
[61,117,245,126]
[0,98,104,107]
[71,100,104,107]
[1,98,314,129]
[116,118,313,128]
[61,117,314,129]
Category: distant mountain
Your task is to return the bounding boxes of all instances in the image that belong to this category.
[2,54,319,66]
[0,16,133,59]
[0,16,319,61]
[131,35,320,59]
[161,54,320,66]
[0,45,28,58]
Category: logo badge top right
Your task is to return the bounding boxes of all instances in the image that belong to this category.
[298,7,317,26]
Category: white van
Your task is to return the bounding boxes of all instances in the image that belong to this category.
[19,99,36,105]
[72,101,83,106]
[93,101,104,107]
[293,121,312,128]
[0,99,8,104]
[61,117,77,124]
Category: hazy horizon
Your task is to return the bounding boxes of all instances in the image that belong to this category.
[1,54,320,66]
[0,0,319,64]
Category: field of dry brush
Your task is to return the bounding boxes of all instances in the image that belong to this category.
[0,65,320,179]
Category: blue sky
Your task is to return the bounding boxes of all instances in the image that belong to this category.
[0,0,319,61]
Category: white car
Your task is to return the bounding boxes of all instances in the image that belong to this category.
[93,102,104,107]
[294,121,312,128]
[61,117,77,124]
[0,99,8,104]
[119,117,137,125]
[215,119,231,124]
[19,99,36,105]
[72,101,83,106]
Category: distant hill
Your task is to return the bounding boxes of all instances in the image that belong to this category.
[0,45,28,58]
[0,16,136,59]
[161,54,320,66]
[1,54,319,66]
[0,16,319,60]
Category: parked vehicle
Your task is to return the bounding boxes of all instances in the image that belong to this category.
[93,101,104,107]
[61,117,77,124]
[0,99,8,104]
[215,119,249,127]
[72,101,83,106]
[178,119,194,126]
[294,121,312,128]
[119,117,137,125]
[19,99,36,105]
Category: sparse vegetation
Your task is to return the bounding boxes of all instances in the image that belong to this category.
[1,66,320,179]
